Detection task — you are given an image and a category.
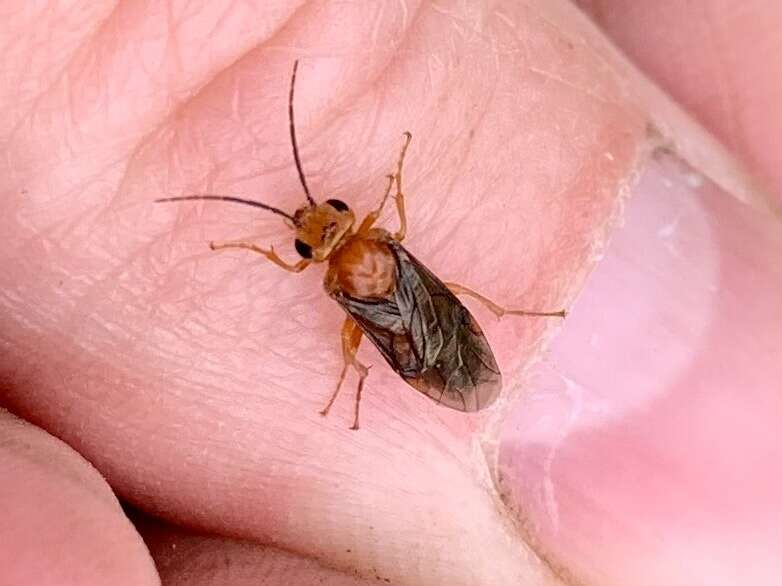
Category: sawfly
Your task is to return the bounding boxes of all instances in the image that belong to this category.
[157,61,566,429]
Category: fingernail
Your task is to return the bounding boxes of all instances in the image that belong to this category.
[498,151,782,585]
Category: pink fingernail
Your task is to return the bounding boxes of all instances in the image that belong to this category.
[498,151,782,586]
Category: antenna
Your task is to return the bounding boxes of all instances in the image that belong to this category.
[155,195,295,222]
[156,62,313,222]
[290,60,315,206]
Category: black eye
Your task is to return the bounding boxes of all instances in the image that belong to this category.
[295,239,312,259]
[326,198,349,212]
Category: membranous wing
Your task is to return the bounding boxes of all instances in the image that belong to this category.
[332,240,501,412]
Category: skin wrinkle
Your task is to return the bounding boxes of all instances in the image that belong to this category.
[2,2,122,145]
[301,14,422,193]
[573,2,777,210]
[106,2,305,214]
[0,410,160,585]
[698,3,745,158]
[1,424,106,504]
[198,1,247,51]
[369,2,388,51]
[142,4,421,235]
[537,371,586,533]
[527,66,619,106]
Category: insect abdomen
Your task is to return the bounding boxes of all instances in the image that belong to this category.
[404,301,502,411]
[331,238,503,412]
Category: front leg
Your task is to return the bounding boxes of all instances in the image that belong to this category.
[357,174,395,235]
[358,131,412,240]
[389,131,412,241]
[209,240,310,273]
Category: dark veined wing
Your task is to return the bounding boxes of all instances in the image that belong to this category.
[332,240,502,412]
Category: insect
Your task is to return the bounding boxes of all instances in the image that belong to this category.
[157,61,566,430]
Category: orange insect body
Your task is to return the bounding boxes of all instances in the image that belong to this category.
[158,61,565,430]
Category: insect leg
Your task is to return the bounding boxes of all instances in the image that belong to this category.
[320,318,370,430]
[357,174,395,234]
[209,241,310,273]
[390,131,412,241]
[444,282,567,319]
[357,132,413,237]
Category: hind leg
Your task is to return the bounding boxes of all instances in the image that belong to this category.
[444,282,567,319]
[320,317,369,430]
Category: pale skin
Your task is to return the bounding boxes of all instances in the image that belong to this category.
[1,2,781,586]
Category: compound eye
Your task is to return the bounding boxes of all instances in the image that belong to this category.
[325,198,349,213]
[294,239,312,259]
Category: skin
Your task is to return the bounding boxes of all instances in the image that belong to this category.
[576,0,782,202]
[1,1,780,585]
